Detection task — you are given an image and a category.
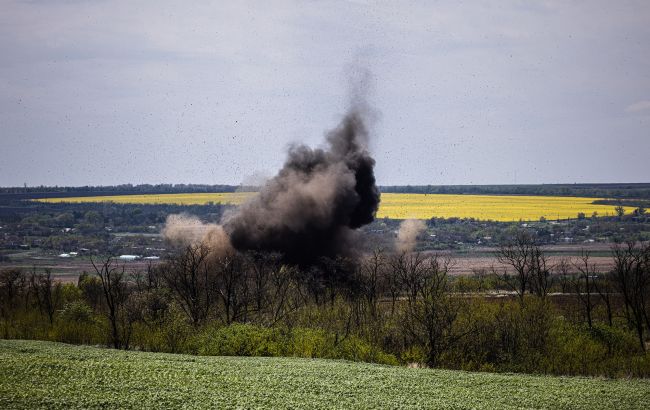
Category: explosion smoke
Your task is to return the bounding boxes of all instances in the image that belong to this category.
[163,85,380,266]
[224,105,379,265]
[162,214,233,255]
[395,219,426,253]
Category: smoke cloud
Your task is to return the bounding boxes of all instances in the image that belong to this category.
[163,75,380,266]
[162,214,233,255]
[224,104,379,265]
[395,219,426,253]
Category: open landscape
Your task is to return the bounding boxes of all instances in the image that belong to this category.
[2,1,650,408]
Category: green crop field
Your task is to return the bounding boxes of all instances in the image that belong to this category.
[1,340,649,409]
[36,192,634,222]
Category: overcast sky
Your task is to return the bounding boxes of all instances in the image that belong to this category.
[1,1,649,187]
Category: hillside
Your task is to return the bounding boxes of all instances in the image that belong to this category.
[1,340,648,409]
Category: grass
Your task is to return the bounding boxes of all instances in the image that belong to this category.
[1,340,649,409]
[36,192,633,222]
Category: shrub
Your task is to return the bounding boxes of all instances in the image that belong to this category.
[51,301,103,345]
[588,323,640,355]
[192,323,397,365]
[194,323,284,357]
[130,302,192,353]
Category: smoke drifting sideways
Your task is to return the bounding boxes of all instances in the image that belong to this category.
[395,219,427,253]
[162,214,233,256]
[162,98,380,267]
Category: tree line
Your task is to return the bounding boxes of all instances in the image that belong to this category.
[1,234,650,376]
[3,182,650,199]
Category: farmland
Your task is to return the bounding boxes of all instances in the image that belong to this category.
[1,340,649,409]
[36,193,632,222]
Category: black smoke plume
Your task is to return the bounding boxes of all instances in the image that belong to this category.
[223,104,380,266]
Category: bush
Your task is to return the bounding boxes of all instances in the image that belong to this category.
[332,334,398,365]
[194,323,283,357]
[128,302,192,353]
[51,301,103,345]
[588,323,640,355]
[538,319,650,377]
[542,319,609,375]
[288,327,329,358]
[192,323,397,365]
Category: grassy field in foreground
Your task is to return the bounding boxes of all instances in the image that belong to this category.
[36,192,632,222]
[1,340,649,409]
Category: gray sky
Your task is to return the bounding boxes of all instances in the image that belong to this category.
[1,1,649,187]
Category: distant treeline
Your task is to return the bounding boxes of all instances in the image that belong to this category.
[1,182,650,199]
[0,184,243,199]
[0,200,228,222]
[380,183,650,199]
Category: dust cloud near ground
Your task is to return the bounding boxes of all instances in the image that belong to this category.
[395,219,427,253]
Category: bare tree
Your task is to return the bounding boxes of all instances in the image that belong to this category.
[391,251,426,305]
[360,248,385,320]
[215,251,248,325]
[133,261,163,293]
[383,253,403,316]
[268,264,301,325]
[246,251,283,319]
[572,251,598,328]
[496,231,549,303]
[556,258,572,294]
[401,254,462,367]
[29,268,61,325]
[161,244,214,327]
[611,241,650,351]
[529,246,552,300]
[593,271,615,327]
[91,257,129,349]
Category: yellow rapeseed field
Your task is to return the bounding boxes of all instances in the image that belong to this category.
[37,192,255,206]
[36,192,631,222]
[376,194,628,221]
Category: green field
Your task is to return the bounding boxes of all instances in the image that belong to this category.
[1,340,649,409]
[36,192,634,222]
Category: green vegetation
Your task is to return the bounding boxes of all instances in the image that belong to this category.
[3,240,650,378]
[1,339,649,409]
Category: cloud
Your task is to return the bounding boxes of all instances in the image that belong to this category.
[625,100,650,113]
[1,1,650,186]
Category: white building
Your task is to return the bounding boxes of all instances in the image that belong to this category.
[119,255,141,261]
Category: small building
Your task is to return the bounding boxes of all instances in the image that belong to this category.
[119,255,141,261]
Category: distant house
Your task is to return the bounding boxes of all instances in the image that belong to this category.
[119,255,141,261]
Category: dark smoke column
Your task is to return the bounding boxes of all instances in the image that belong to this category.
[224,106,380,266]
